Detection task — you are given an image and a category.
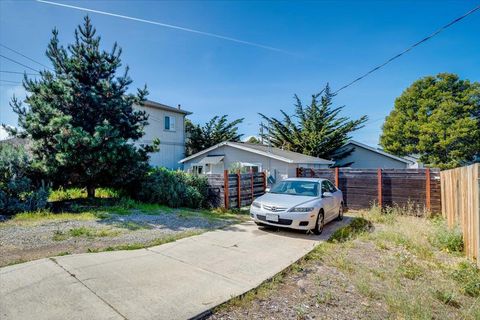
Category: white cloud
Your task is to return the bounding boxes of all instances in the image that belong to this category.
[0,126,9,140]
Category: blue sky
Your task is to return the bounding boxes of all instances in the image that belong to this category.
[1,0,479,145]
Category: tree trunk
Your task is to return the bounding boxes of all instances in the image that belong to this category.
[86,186,95,199]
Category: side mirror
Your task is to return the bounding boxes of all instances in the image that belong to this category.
[322,191,333,198]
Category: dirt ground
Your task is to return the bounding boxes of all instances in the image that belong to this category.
[0,209,239,267]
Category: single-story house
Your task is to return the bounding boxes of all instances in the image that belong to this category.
[134,100,192,169]
[334,140,421,169]
[179,141,333,182]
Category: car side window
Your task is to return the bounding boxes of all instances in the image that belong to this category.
[326,180,337,192]
[321,181,329,194]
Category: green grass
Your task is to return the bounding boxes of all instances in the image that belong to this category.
[10,210,100,224]
[328,217,373,243]
[49,187,120,201]
[429,218,464,253]
[53,227,121,241]
[85,230,204,252]
[451,261,480,297]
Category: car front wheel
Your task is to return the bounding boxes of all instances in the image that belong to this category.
[313,211,325,235]
[336,203,344,221]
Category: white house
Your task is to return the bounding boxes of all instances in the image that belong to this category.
[334,140,421,169]
[134,100,191,169]
[179,141,333,182]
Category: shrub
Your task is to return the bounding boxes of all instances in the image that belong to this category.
[0,143,49,214]
[133,167,209,208]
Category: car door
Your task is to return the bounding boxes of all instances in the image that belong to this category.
[321,181,335,221]
[326,180,341,215]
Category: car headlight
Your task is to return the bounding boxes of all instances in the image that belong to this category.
[290,207,314,212]
[251,202,261,208]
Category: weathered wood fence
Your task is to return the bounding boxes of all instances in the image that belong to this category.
[207,171,266,209]
[441,164,480,265]
[297,167,441,212]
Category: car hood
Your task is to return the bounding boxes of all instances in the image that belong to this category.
[256,193,317,208]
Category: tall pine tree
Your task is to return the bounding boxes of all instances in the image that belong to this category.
[7,16,156,198]
[260,84,367,163]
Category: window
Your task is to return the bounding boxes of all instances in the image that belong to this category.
[164,116,176,131]
[321,180,336,193]
[270,181,319,197]
[192,165,203,175]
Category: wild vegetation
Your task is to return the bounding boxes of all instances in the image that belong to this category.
[210,208,480,320]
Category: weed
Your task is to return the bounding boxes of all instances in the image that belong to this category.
[115,221,151,231]
[53,227,120,240]
[430,219,464,253]
[433,289,461,308]
[452,261,480,297]
[328,217,373,243]
[396,253,423,280]
[315,291,334,304]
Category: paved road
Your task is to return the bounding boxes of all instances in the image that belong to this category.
[0,218,351,320]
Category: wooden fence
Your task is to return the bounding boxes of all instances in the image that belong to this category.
[297,167,441,212]
[440,164,480,265]
[206,171,266,209]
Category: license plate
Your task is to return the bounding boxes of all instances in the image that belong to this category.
[266,214,279,222]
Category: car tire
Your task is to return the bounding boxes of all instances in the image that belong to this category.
[312,210,325,235]
[336,203,344,221]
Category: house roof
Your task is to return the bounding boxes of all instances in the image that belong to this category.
[140,100,192,115]
[345,140,414,164]
[179,141,334,165]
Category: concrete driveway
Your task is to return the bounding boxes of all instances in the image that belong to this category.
[0,218,351,320]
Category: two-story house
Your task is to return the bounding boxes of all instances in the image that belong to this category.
[134,100,192,169]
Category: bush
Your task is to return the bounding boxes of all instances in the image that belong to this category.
[0,144,49,214]
[133,167,209,208]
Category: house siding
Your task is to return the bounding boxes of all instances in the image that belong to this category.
[338,143,408,169]
[133,104,186,169]
[183,145,330,181]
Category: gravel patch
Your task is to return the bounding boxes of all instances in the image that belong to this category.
[0,211,236,267]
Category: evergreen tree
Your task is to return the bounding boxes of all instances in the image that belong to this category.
[259,84,367,163]
[6,16,156,198]
[186,116,243,156]
[380,73,480,169]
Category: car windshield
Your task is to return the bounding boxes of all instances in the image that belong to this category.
[269,181,319,197]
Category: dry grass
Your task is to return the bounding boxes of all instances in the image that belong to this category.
[211,209,480,320]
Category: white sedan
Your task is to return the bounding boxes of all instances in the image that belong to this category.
[250,178,344,234]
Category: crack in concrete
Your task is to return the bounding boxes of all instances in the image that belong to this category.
[49,257,128,320]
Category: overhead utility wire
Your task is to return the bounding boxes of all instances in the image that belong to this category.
[0,43,50,69]
[0,54,40,73]
[334,4,480,94]
[0,70,40,76]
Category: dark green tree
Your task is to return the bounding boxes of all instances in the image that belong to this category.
[259,84,367,163]
[380,73,480,169]
[185,116,244,156]
[245,136,261,144]
[6,16,156,198]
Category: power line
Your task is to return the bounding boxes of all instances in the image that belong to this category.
[0,43,50,69]
[0,70,39,76]
[0,79,22,84]
[334,4,480,94]
[0,54,39,73]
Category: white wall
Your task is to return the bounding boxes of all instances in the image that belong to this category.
[133,104,186,169]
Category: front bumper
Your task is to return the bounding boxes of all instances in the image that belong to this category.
[250,207,318,230]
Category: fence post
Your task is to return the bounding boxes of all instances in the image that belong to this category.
[426,168,431,212]
[250,170,254,202]
[262,171,267,193]
[296,167,300,177]
[237,171,241,209]
[224,170,229,209]
[334,167,339,187]
[377,168,383,208]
